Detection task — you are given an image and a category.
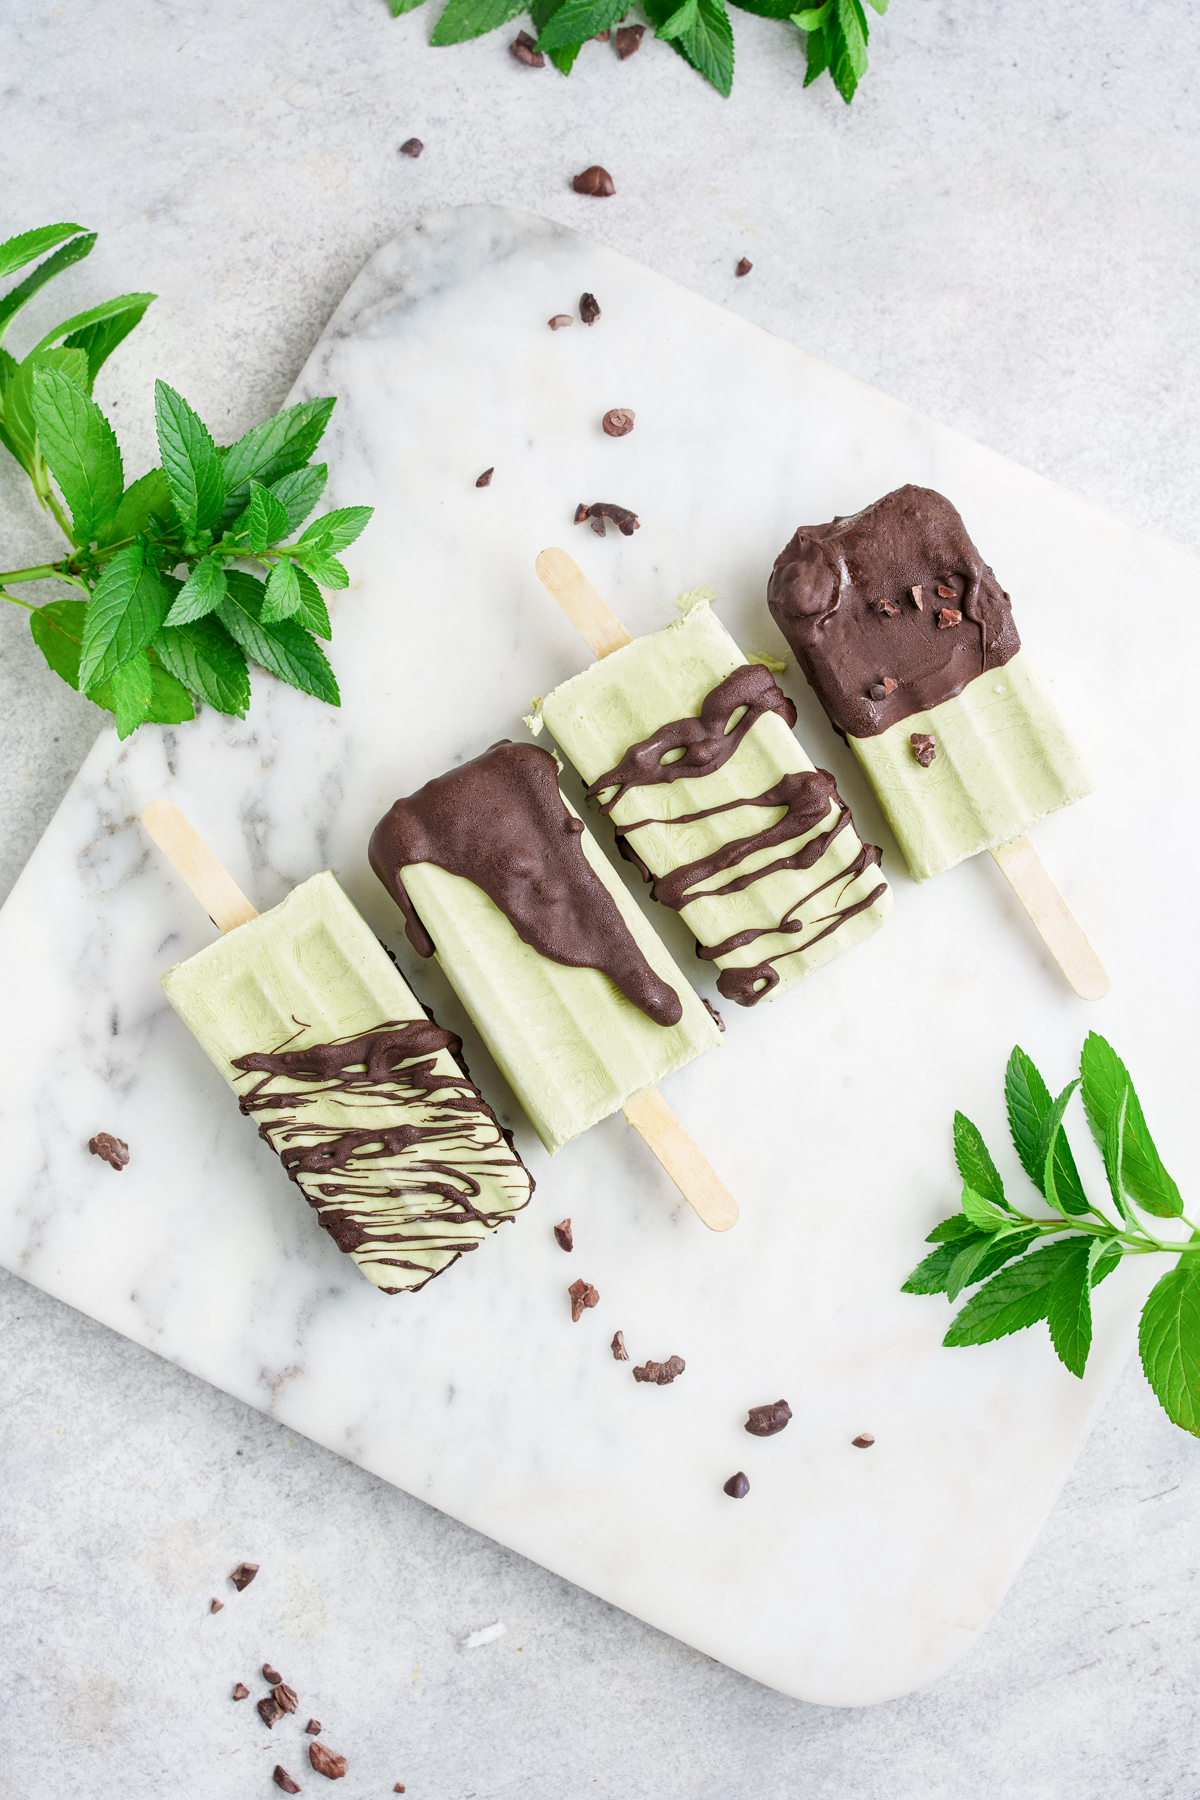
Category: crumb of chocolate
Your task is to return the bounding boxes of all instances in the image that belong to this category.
[937,607,962,629]
[724,1471,750,1498]
[869,677,898,701]
[509,28,545,64]
[232,1683,250,1701]
[569,1278,599,1321]
[263,1664,282,1685]
[745,1399,792,1438]
[575,501,639,537]
[735,257,752,276]
[611,1329,629,1361]
[910,584,924,609]
[554,1218,573,1253]
[88,1132,129,1170]
[310,1742,348,1779]
[573,167,615,197]
[579,291,601,324]
[548,314,573,329]
[210,1597,224,1614]
[614,22,644,55]
[633,1355,685,1385]
[230,1562,259,1591]
[936,584,957,599]
[702,998,725,1033]
[258,1695,285,1729]
[870,595,901,617]
[602,408,635,437]
[274,1769,302,1794]
[399,138,423,158]
[273,1683,298,1715]
[306,1719,321,1735]
[475,467,494,488]
[910,733,937,768]
[852,1433,875,1448]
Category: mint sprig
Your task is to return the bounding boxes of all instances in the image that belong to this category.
[0,222,372,738]
[904,1033,1200,1435]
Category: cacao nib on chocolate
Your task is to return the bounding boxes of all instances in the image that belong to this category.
[553,1218,573,1253]
[745,1399,792,1437]
[724,1471,750,1498]
[88,1132,129,1170]
[573,168,615,197]
[633,1355,685,1385]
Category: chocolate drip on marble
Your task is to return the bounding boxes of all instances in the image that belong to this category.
[767,485,1021,740]
[587,667,886,1007]
[369,740,682,1028]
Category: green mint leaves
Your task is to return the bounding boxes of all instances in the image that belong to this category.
[410,0,883,100]
[904,1035,1199,1437]
[0,222,373,740]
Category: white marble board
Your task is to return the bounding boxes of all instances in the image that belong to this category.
[2,204,1197,1708]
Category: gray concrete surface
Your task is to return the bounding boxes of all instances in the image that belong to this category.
[2,0,1199,1793]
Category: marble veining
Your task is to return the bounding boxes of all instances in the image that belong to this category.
[0,205,1197,1706]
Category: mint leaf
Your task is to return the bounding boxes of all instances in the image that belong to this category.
[153,615,250,718]
[30,366,124,546]
[163,556,227,626]
[1007,1046,1089,1214]
[1080,1032,1182,1219]
[29,598,89,690]
[801,17,830,84]
[1139,1256,1200,1435]
[538,0,624,47]
[299,551,349,590]
[788,1,830,22]
[218,572,339,705]
[925,1214,979,1244]
[902,1232,990,1296]
[863,0,885,12]
[547,39,585,70]
[0,232,96,342]
[109,651,155,738]
[430,0,526,44]
[78,543,173,691]
[1037,1078,1090,1217]
[219,397,336,513]
[111,468,176,541]
[826,0,868,101]
[953,1112,1008,1210]
[0,347,88,478]
[63,295,154,392]
[944,1238,1082,1347]
[297,505,374,556]
[960,1184,1009,1235]
[1102,1086,1136,1228]
[945,1232,1003,1302]
[154,380,225,535]
[268,463,328,533]
[1046,1237,1102,1378]
[246,480,292,552]
[294,569,331,638]
[389,0,428,12]
[652,0,735,92]
[262,559,302,623]
[0,223,88,285]
[30,293,156,361]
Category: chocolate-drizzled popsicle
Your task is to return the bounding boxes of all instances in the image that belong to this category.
[767,485,1108,999]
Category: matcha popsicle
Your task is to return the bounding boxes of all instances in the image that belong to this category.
[533,552,891,1007]
[147,803,533,1294]
[766,486,1108,998]
[368,739,735,1229]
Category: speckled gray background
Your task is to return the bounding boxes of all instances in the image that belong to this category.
[2,1,1199,1794]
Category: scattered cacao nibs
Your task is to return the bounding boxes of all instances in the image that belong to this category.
[868,677,898,701]
[745,1399,792,1438]
[230,1562,259,1590]
[88,1132,129,1171]
[263,1664,282,1685]
[509,29,545,64]
[395,1787,407,1794]
[936,584,957,599]
[258,1695,285,1730]
[232,1684,250,1701]
[553,1218,573,1252]
[724,1471,750,1498]
[306,1719,322,1735]
[611,1329,629,1361]
[399,138,423,158]
[910,733,937,768]
[273,1769,302,1795]
[937,607,962,629]
[735,257,753,277]
[309,1742,348,1779]
[475,467,494,488]
[575,501,639,537]
[579,291,601,325]
[573,167,615,198]
[702,998,725,1032]
[273,1683,299,1715]
[910,584,924,609]
[633,1355,685,1385]
[568,1278,599,1321]
[614,22,644,55]
[548,314,573,329]
[210,1598,224,1614]
[602,408,635,437]
[852,1433,875,1448]
[870,595,901,617]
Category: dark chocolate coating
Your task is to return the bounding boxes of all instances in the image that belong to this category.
[767,485,1020,739]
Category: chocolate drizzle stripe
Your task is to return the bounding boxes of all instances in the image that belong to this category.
[584,665,886,1007]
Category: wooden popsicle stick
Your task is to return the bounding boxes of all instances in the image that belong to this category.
[535,546,632,659]
[990,836,1110,1001]
[142,799,258,934]
[622,1086,739,1233]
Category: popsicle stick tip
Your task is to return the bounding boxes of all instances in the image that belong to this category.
[141,798,258,935]
[535,546,633,661]
[989,837,1110,1002]
[622,1086,739,1232]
